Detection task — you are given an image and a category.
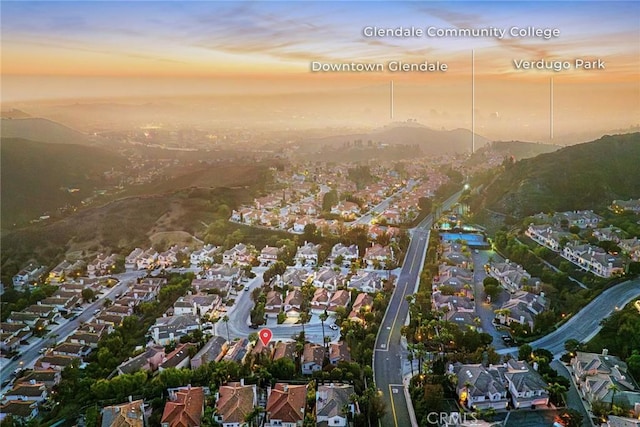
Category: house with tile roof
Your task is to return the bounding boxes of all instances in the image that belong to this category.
[329,342,351,365]
[0,401,39,423]
[161,386,205,427]
[265,383,307,427]
[273,341,297,361]
[302,343,325,375]
[503,360,549,409]
[101,399,145,427]
[117,345,166,375]
[348,293,373,323]
[4,383,48,403]
[214,380,258,427]
[571,350,640,406]
[451,363,509,411]
[159,343,196,371]
[316,383,357,427]
[190,336,227,369]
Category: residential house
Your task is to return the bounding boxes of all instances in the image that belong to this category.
[348,293,373,323]
[125,248,145,269]
[571,350,640,406]
[264,383,307,427]
[265,291,283,319]
[0,401,39,423]
[284,290,304,318]
[503,360,549,409]
[223,339,249,364]
[451,363,509,410]
[316,383,356,427]
[48,259,84,284]
[363,244,394,269]
[593,226,626,244]
[15,370,61,390]
[327,290,351,317]
[190,244,218,267]
[611,199,640,214]
[215,380,258,427]
[34,355,77,371]
[101,399,145,427]
[525,224,574,253]
[12,263,46,291]
[136,248,159,270]
[160,343,196,371]
[495,291,548,330]
[273,341,297,361]
[487,260,540,293]
[161,386,205,427]
[555,210,603,229]
[117,345,166,375]
[331,201,360,219]
[348,271,383,294]
[296,242,321,267]
[173,294,220,317]
[562,243,625,278]
[1,322,31,352]
[149,314,201,346]
[302,343,325,375]
[87,253,119,278]
[190,336,227,369]
[259,246,282,266]
[51,342,92,359]
[620,238,640,262]
[313,268,344,291]
[329,342,351,365]
[310,288,331,315]
[223,243,252,266]
[4,383,48,403]
[328,244,359,267]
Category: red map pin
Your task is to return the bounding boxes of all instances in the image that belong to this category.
[259,328,273,346]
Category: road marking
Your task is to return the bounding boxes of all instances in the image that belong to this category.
[385,245,421,349]
[388,384,399,427]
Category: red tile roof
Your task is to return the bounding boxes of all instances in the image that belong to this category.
[266,383,307,423]
[161,387,205,427]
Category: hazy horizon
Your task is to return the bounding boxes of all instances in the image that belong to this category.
[2,1,639,141]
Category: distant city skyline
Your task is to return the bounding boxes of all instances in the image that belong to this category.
[1,1,639,141]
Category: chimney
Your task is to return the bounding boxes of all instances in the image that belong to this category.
[533,362,539,371]
[283,385,289,392]
[602,348,609,356]
[129,395,133,403]
[240,378,245,386]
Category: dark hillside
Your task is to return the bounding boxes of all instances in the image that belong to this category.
[478,133,640,218]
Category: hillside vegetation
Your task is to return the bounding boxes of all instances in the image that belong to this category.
[1,138,128,228]
[0,118,95,145]
[475,133,640,218]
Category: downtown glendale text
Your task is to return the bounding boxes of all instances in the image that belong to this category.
[310,61,448,73]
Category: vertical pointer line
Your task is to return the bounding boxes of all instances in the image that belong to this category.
[550,77,554,140]
[390,80,394,120]
[472,50,476,153]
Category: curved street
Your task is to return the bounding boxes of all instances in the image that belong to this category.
[498,278,640,356]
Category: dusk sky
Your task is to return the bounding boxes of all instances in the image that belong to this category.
[1,1,639,140]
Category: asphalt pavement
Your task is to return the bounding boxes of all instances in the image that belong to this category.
[375,190,463,427]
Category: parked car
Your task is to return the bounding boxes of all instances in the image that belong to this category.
[329,324,339,331]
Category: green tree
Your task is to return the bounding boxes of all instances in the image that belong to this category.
[518,344,533,362]
[222,315,231,343]
[82,287,95,302]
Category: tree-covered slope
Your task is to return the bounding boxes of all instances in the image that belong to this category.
[1,138,128,228]
[480,133,640,218]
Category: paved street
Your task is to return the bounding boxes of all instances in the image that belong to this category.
[375,190,462,427]
[0,270,145,393]
[223,272,341,344]
[498,278,640,357]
